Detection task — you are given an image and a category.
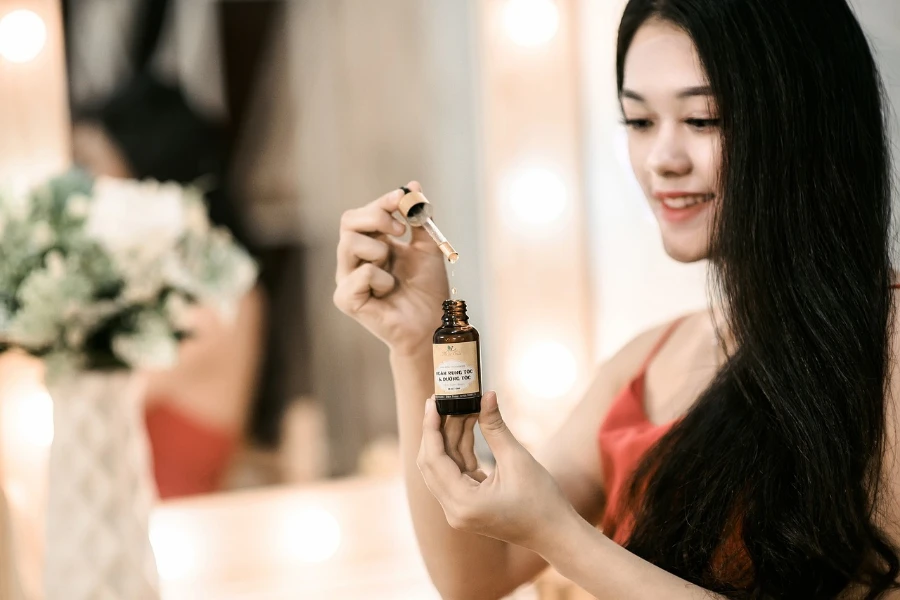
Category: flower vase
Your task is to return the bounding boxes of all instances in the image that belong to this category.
[44,371,159,600]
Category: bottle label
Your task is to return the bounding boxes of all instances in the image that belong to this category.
[433,341,480,397]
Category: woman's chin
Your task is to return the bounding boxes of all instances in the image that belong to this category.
[660,235,711,263]
[654,208,714,263]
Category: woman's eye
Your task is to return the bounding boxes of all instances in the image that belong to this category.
[686,118,721,131]
[622,118,652,131]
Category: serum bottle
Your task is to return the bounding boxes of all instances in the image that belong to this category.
[433,300,482,415]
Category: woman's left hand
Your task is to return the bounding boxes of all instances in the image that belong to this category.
[416,392,577,553]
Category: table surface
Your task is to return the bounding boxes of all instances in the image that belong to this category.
[154,475,539,600]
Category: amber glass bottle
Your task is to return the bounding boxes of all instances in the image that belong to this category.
[432,299,482,415]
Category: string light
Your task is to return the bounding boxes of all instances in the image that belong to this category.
[502,0,560,48]
[505,167,568,228]
[278,507,342,564]
[514,340,578,400]
[2,387,54,447]
[482,0,592,446]
[0,10,47,63]
[150,514,199,582]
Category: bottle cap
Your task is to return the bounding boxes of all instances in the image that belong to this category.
[399,190,433,226]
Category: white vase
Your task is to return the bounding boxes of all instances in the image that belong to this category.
[44,371,160,600]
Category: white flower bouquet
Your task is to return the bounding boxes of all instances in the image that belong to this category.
[0,169,257,374]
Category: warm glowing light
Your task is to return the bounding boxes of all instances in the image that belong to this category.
[0,10,47,63]
[502,0,560,48]
[150,514,198,581]
[505,167,568,228]
[514,341,578,399]
[279,507,342,563]
[3,388,54,447]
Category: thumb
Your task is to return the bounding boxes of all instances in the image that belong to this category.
[478,392,517,455]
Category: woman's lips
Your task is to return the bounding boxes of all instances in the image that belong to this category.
[653,193,715,223]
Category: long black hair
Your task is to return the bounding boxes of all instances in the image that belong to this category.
[76,74,252,249]
[616,0,899,597]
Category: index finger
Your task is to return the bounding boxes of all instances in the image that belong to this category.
[382,181,425,211]
[420,399,472,491]
[374,187,405,213]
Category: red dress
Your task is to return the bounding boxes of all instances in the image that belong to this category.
[600,284,900,535]
[598,288,900,580]
[145,403,236,499]
[598,318,753,584]
[598,318,683,544]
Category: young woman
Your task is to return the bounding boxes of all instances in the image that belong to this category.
[334,0,900,597]
[73,76,267,498]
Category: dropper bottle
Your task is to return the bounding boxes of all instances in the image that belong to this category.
[398,188,459,263]
[432,299,482,415]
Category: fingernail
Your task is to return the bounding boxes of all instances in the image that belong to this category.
[394,220,406,234]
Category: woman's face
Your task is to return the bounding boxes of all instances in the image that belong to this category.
[72,122,133,179]
[620,19,721,263]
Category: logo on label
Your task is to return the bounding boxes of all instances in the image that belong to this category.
[439,345,463,358]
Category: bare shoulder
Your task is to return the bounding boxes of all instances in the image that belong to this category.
[582,310,710,419]
[535,312,704,514]
[602,312,707,386]
[503,313,708,584]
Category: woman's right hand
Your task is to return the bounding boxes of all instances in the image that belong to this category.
[334,181,450,356]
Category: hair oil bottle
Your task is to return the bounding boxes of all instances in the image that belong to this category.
[433,299,481,415]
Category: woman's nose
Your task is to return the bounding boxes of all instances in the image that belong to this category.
[646,125,692,177]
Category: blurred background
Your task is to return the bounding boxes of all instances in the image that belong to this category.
[4,0,711,495]
[1,0,898,598]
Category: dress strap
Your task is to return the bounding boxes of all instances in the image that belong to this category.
[637,316,688,373]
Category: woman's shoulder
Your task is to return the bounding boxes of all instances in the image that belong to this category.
[600,311,707,389]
